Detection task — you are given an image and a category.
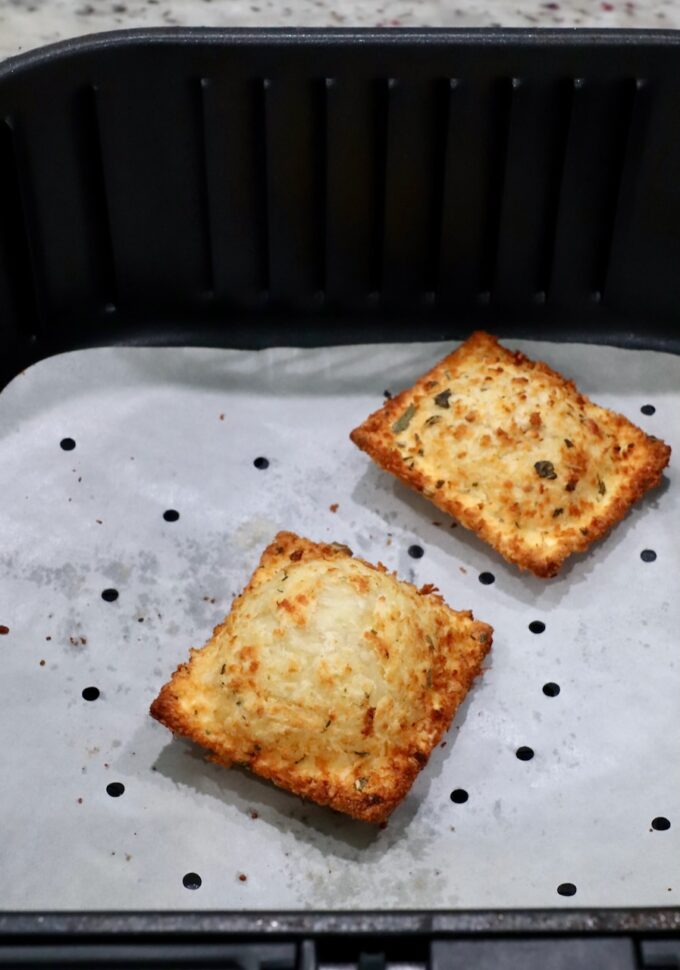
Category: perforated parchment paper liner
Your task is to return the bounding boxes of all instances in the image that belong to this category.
[0,338,677,911]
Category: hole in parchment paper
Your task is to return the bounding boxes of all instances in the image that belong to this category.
[101,588,119,602]
[82,686,100,701]
[408,545,424,559]
[163,509,180,522]
[543,682,560,697]
[60,438,76,451]
[557,882,577,896]
[652,817,671,831]
[106,782,124,797]
[450,789,469,804]
[479,572,495,585]
[641,549,657,563]
[183,872,202,890]
[641,404,656,416]
[529,621,545,634]
[516,746,534,761]
[253,457,269,470]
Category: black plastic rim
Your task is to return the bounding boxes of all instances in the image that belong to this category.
[1,907,680,935]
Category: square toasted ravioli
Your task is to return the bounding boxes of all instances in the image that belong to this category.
[150,531,491,823]
[350,331,671,578]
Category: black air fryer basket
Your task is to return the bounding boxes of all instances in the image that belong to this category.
[0,27,679,967]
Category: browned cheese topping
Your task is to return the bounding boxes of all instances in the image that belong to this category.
[351,331,670,577]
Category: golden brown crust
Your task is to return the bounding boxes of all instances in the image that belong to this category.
[150,531,492,823]
[350,332,671,578]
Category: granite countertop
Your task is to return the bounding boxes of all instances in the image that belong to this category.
[1,0,678,62]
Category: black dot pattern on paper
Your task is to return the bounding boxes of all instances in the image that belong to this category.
[20,350,672,911]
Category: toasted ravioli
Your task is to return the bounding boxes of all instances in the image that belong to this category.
[350,331,671,578]
[150,531,491,823]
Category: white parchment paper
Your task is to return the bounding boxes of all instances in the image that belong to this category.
[0,339,677,911]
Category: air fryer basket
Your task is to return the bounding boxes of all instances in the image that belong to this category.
[0,28,679,949]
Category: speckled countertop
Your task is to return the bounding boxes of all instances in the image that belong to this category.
[1,0,678,62]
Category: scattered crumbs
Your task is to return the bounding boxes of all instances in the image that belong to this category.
[432,521,441,527]
[250,810,259,820]
[104,762,110,769]
[39,659,46,667]
[383,390,392,399]
[69,636,87,646]
[45,636,51,641]
[77,797,83,804]
[96,519,103,525]
[125,853,132,862]
[386,538,392,546]
[138,617,144,623]
[440,741,447,748]
[0,625,10,635]
[219,413,225,421]
[238,872,248,882]
[78,477,82,483]
[450,523,458,529]
[459,566,468,575]
[111,851,116,856]
[202,596,216,604]
[329,503,339,513]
